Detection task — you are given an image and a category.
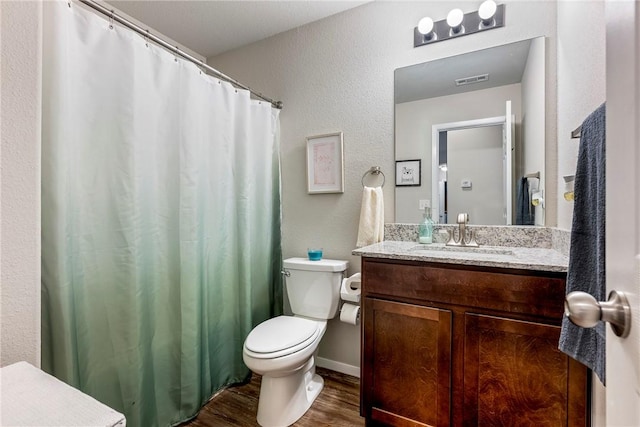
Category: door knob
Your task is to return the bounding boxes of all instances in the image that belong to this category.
[564,290,631,338]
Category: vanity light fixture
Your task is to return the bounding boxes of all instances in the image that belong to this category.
[414,1,505,48]
[478,0,498,28]
[417,16,437,41]
[447,9,465,36]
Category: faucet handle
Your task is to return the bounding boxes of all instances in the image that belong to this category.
[457,213,469,224]
[464,229,480,247]
[446,229,459,246]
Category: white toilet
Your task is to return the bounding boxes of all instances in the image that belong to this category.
[242,257,348,427]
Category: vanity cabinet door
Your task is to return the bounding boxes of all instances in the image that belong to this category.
[463,313,588,427]
[362,297,452,427]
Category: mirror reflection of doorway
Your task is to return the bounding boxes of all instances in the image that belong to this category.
[439,125,505,225]
[432,101,515,225]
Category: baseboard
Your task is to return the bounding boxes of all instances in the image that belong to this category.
[316,357,360,378]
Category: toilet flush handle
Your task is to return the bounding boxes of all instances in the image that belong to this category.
[281,269,291,277]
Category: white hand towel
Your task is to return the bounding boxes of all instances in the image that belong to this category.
[356,186,384,248]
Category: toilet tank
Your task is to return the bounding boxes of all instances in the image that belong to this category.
[283,257,349,320]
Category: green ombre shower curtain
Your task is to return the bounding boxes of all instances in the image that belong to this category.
[41,2,282,426]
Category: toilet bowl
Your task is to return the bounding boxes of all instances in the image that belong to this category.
[243,316,327,427]
[242,257,348,427]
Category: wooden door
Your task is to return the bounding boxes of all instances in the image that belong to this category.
[362,298,452,426]
[604,1,640,424]
[463,313,587,426]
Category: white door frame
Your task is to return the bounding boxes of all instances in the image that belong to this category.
[505,100,515,226]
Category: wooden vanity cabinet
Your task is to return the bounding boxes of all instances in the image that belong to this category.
[360,257,589,427]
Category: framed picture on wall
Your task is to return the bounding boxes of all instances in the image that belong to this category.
[395,159,421,186]
[306,132,344,194]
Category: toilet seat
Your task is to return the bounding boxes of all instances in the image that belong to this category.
[245,316,323,359]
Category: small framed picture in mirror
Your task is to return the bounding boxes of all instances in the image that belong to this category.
[395,159,421,186]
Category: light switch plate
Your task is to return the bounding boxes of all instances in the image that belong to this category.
[461,179,472,189]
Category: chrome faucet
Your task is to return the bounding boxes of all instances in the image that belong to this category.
[446,213,479,247]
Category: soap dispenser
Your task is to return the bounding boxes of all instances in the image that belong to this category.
[419,202,435,244]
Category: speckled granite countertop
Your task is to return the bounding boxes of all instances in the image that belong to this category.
[352,241,568,273]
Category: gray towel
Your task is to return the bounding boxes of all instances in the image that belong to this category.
[516,177,535,225]
[559,103,606,384]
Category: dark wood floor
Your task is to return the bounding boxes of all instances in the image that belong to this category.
[181,368,364,426]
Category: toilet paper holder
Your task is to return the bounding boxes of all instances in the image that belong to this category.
[340,273,362,303]
[340,303,360,325]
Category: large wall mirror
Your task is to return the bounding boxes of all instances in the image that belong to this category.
[395,37,545,226]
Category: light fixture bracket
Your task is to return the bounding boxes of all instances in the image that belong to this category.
[414,4,505,48]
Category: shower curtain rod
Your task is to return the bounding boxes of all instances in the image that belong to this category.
[76,0,283,109]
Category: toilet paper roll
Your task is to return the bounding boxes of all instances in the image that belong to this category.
[340,273,362,303]
[340,303,360,325]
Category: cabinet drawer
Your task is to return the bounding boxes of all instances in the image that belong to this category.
[362,258,566,320]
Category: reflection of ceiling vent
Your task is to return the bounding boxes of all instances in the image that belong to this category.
[455,73,489,86]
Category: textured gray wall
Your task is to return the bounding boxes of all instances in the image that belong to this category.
[211,0,558,371]
[1,0,42,367]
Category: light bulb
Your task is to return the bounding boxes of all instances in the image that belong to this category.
[417,17,434,35]
[478,0,497,22]
[447,8,464,29]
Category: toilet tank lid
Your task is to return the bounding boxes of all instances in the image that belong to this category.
[283,257,348,272]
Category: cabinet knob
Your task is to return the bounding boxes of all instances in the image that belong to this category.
[564,290,631,338]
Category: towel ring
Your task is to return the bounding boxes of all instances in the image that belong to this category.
[362,166,385,188]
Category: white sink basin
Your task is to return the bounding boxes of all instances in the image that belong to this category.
[409,244,514,256]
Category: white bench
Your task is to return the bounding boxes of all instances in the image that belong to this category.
[0,361,126,426]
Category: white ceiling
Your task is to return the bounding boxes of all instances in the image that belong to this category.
[395,38,533,104]
[107,0,369,58]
